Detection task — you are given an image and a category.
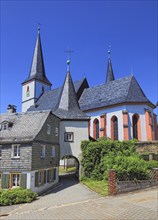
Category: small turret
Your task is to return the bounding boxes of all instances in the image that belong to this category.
[105,50,115,83]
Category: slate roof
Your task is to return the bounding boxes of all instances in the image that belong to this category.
[28,75,154,113]
[22,30,52,86]
[28,78,88,112]
[53,71,89,120]
[79,75,155,111]
[0,111,50,143]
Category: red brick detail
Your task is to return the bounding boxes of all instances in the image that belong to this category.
[108,170,117,196]
[99,114,106,137]
[145,110,153,141]
[122,111,129,140]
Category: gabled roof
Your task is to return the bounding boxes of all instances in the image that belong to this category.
[28,78,88,111]
[22,30,52,86]
[53,71,89,120]
[79,75,155,111]
[0,111,50,143]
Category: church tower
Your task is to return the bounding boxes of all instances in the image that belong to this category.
[105,50,115,83]
[22,27,52,112]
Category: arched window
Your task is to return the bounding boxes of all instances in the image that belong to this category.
[93,118,99,139]
[111,116,118,140]
[132,114,139,139]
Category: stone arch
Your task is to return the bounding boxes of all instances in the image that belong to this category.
[111,115,118,140]
[60,155,80,179]
[132,113,141,140]
[93,118,99,139]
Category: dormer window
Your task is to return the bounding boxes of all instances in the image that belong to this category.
[1,121,13,131]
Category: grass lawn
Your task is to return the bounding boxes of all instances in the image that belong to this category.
[59,166,76,174]
[81,178,108,196]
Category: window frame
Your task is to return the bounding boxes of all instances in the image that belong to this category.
[11,144,20,158]
[47,124,51,135]
[10,173,20,188]
[64,132,74,142]
[40,145,45,158]
[51,146,56,158]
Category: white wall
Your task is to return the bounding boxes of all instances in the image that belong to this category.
[22,80,51,112]
[59,121,89,159]
[87,104,153,141]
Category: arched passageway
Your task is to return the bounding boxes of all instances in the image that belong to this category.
[59,155,80,180]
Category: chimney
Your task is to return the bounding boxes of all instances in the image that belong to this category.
[7,104,17,113]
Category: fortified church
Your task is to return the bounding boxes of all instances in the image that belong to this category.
[0,29,157,193]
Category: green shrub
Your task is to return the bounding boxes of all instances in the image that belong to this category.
[146,160,158,169]
[0,188,38,206]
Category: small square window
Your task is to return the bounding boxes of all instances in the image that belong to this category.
[51,146,55,158]
[47,124,51,135]
[12,145,20,158]
[40,146,45,158]
[64,132,74,142]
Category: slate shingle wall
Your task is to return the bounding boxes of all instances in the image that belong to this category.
[0,144,32,172]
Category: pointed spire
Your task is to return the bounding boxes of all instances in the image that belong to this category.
[58,71,80,111]
[106,50,115,83]
[22,28,51,85]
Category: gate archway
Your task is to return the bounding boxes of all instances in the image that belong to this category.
[59,155,80,180]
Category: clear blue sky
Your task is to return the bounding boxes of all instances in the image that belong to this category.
[1,0,157,114]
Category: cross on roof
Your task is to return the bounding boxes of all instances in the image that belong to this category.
[65,48,73,60]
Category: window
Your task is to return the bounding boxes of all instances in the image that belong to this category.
[132,114,138,139]
[64,132,74,142]
[47,169,54,182]
[51,146,55,158]
[0,146,2,158]
[47,124,51,135]
[40,146,45,158]
[0,173,2,188]
[12,145,20,158]
[111,116,118,140]
[26,86,30,97]
[38,171,44,185]
[1,121,13,131]
[55,127,59,137]
[93,118,99,139]
[11,173,20,187]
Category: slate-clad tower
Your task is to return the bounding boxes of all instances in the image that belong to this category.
[22,28,52,112]
[106,50,115,83]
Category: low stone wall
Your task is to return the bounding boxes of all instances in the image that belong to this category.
[136,141,158,154]
[117,180,158,193]
[108,169,158,195]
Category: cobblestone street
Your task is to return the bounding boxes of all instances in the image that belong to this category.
[0,174,157,220]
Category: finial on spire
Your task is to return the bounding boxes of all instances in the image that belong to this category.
[108,45,111,59]
[38,22,41,33]
[65,48,73,71]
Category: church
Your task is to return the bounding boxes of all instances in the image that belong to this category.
[0,28,157,193]
[22,29,158,142]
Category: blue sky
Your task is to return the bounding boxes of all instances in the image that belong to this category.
[1,0,157,113]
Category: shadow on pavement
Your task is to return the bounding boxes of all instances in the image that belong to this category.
[41,173,79,196]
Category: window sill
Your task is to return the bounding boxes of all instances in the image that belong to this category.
[11,157,20,159]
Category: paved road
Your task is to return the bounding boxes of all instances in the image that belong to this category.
[0,174,158,220]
